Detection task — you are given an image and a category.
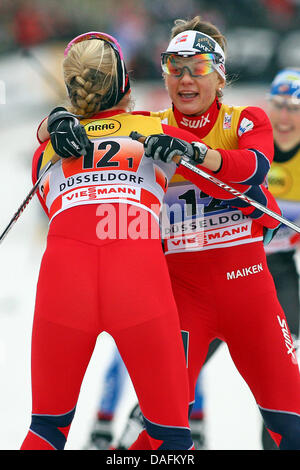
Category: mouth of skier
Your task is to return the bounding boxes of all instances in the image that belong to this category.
[275,123,294,134]
[178,91,199,101]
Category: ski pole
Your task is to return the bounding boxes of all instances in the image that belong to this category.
[0,155,60,244]
[130,131,300,234]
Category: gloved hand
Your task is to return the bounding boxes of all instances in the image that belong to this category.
[143,133,208,165]
[47,107,91,158]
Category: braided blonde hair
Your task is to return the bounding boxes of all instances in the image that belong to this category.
[63,39,120,118]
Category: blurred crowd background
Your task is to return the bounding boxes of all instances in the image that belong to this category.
[1,0,300,84]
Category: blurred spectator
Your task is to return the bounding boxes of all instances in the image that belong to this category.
[262,0,297,30]
[12,0,53,47]
[1,0,300,83]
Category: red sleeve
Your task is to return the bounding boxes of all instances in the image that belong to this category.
[36,116,48,143]
[160,124,281,229]
[177,161,281,229]
[230,185,282,230]
[32,141,49,216]
[161,124,200,143]
[216,106,274,185]
[161,123,251,198]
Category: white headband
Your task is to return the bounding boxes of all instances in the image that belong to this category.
[165,30,226,80]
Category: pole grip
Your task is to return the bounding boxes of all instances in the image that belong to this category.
[129,131,145,143]
[129,131,182,164]
[129,131,300,234]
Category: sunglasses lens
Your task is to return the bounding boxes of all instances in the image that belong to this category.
[162,53,216,77]
[162,56,182,76]
[193,59,215,76]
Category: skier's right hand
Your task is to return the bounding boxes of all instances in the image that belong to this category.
[47,107,91,158]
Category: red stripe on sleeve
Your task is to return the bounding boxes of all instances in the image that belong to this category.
[216,107,274,185]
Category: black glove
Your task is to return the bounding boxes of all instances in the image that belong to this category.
[47,107,91,158]
[143,133,208,165]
